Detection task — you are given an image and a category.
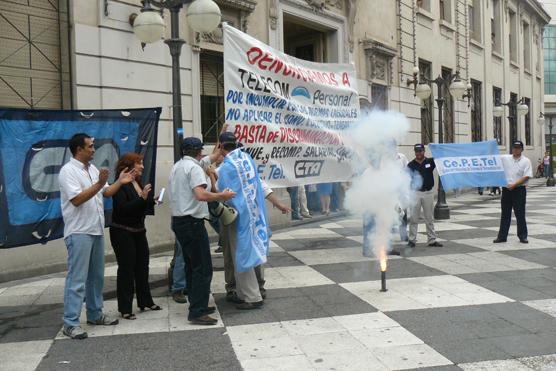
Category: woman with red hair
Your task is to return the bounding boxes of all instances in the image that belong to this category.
[109,152,161,319]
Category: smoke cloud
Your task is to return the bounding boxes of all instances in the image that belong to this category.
[344,110,417,260]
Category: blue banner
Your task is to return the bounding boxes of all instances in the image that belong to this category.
[0,108,160,248]
[428,140,507,190]
[217,149,269,272]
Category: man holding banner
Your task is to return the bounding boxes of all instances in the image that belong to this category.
[494,141,533,244]
[217,132,269,310]
[428,139,531,244]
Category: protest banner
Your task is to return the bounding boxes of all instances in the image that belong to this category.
[428,140,508,190]
[0,108,160,248]
[223,24,359,187]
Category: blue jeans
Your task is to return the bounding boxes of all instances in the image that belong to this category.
[63,234,105,328]
[171,241,187,293]
[286,187,300,219]
[363,215,392,257]
[171,216,213,320]
[398,211,408,241]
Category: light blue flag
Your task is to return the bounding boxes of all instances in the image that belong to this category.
[217,149,269,272]
[428,140,508,190]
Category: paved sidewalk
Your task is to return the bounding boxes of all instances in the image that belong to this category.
[1,180,556,370]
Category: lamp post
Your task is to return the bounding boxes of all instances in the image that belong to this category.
[492,97,529,154]
[538,113,555,186]
[130,0,222,162]
[407,69,471,220]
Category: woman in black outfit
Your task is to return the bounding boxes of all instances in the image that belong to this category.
[110,152,161,319]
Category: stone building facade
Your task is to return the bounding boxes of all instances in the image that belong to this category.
[0,0,550,279]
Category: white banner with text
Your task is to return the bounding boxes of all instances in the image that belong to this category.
[223,24,359,187]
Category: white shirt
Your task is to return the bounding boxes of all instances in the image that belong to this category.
[396,153,409,168]
[169,156,211,219]
[59,158,107,237]
[261,180,273,198]
[501,154,533,186]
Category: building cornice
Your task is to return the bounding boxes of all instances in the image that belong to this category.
[524,0,551,25]
[215,0,256,12]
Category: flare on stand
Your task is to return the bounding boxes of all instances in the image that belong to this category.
[379,249,387,292]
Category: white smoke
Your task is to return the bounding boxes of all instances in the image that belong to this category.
[344,110,416,259]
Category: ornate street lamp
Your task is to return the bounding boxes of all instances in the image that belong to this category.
[408,69,472,220]
[538,112,555,187]
[130,0,222,162]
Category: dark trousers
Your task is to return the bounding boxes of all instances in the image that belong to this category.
[171,216,212,320]
[109,228,154,314]
[497,186,528,240]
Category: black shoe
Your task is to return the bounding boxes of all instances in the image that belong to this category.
[519,239,529,244]
[172,291,187,304]
[407,241,416,248]
[226,291,244,304]
[214,246,223,253]
[189,315,218,325]
[236,301,264,310]
[428,241,443,247]
[493,238,507,243]
[203,306,216,315]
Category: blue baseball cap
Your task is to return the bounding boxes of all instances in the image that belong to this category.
[414,143,425,151]
[219,131,237,144]
[512,140,524,149]
[181,137,204,151]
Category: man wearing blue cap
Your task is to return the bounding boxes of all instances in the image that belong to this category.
[407,144,442,248]
[169,137,235,325]
[494,140,532,244]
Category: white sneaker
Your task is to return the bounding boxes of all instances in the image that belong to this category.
[87,314,119,326]
[63,325,88,339]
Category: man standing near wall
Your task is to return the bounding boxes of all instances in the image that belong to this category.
[59,133,135,339]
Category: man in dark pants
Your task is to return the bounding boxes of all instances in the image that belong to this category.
[494,140,533,244]
[169,137,235,325]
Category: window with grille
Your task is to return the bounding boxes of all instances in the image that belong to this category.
[441,67,454,143]
[524,97,531,146]
[510,92,518,144]
[200,53,224,144]
[471,80,482,142]
[493,87,503,145]
[0,0,71,109]
[371,84,388,110]
[419,59,433,145]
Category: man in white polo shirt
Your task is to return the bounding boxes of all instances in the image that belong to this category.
[494,140,533,244]
[169,137,235,325]
[59,133,135,339]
